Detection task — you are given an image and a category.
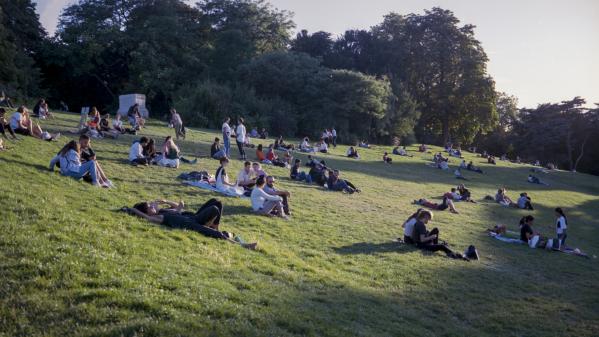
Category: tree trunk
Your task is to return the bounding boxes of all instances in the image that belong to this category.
[442,114,450,144]
[574,134,590,172]
[566,129,574,171]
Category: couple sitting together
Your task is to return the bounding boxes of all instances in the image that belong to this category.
[255,144,291,167]
[129,136,197,168]
[444,184,476,203]
[491,188,534,210]
[402,209,477,261]
[123,198,257,250]
[49,134,114,188]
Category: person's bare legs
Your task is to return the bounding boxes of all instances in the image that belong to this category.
[448,200,459,214]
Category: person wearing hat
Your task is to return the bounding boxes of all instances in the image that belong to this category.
[264,176,291,216]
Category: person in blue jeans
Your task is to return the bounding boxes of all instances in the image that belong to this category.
[57,140,99,186]
[290,159,312,183]
[222,117,231,158]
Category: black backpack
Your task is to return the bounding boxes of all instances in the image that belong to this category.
[464,245,480,260]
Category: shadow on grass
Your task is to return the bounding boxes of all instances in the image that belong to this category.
[0,156,50,172]
[333,241,411,255]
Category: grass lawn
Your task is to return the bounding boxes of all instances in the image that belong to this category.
[1,111,598,337]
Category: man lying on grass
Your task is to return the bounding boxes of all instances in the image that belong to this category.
[123,198,258,250]
[414,197,459,214]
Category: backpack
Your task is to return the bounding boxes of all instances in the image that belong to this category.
[464,245,480,260]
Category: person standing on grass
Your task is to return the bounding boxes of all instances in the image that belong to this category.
[331,127,337,147]
[236,117,247,160]
[555,208,568,249]
[222,117,232,158]
[170,108,185,140]
[412,211,468,260]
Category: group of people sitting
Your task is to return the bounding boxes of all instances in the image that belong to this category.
[303,156,360,194]
[128,136,197,168]
[490,188,534,210]
[392,146,412,157]
[401,209,477,261]
[255,143,292,168]
[3,106,60,141]
[33,98,53,119]
[459,160,484,174]
[431,152,450,170]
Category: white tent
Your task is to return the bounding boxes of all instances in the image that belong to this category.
[117,94,149,118]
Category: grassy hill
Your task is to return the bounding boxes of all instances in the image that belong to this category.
[1,111,598,337]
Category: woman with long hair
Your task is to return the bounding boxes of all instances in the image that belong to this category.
[57,140,100,186]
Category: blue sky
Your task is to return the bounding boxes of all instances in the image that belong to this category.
[35,0,599,108]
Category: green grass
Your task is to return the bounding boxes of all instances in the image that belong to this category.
[1,111,598,337]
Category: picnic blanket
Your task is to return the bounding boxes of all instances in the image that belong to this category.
[183,180,247,198]
[489,230,590,258]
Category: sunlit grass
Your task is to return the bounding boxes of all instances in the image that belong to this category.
[0,111,598,337]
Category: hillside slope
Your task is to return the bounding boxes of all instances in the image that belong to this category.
[1,112,598,337]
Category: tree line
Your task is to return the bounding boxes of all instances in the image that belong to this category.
[1,0,598,174]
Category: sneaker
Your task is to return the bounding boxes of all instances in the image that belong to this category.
[190,158,198,165]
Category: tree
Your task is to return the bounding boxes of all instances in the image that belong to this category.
[290,30,333,60]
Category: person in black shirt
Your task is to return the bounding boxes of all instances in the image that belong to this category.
[520,215,535,243]
[211,137,226,159]
[125,198,257,250]
[412,211,468,260]
[79,134,114,188]
[0,108,17,140]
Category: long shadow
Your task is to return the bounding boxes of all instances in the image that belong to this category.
[333,241,411,255]
[0,156,50,173]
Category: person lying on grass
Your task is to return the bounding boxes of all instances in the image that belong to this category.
[528,174,549,186]
[124,198,257,250]
[414,197,459,214]
[393,146,413,157]
[517,192,534,210]
[250,176,288,219]
[411,210,469,261]
[466,161,483,173]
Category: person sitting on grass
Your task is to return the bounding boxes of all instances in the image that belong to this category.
[347,146,360,159]
[159,136,197,168]
[309,161,328,187]
[129,137,151,166]
[236,161,256,191]
[127,103,144,130]
[318,139,328,153]
[0,108,18,140]
[283,151,293,168]
[213,157,244,196]
[124,198,257,250]
[383,152,392,164]
[495,188,517,207]
[454,168,467,180]
[277,136,294,151]
[517,192,534,210]
[460,160,467,169]
[305,155,319,168]
[10,106,60,141]
[299,137,314,152]
[487,156,497,165]
[402,208,424,244]
[113,114,136,135]
[55,140,100,187]
[466,161,483,173]
[85,107,103,138]
[419,144,427,152]
[266,145,286,167]
[252,162,268,179]
[359,140,371,149]
[250,176,287,219]
[98,114,120,139]
[210,137,226,160]
[414,197,459,214]
[528,174,549,186]
[393,146,412,157]
[255,144,270,164]
[264,176,291,216]
[327,169,359,194]
[290,159,312,183]
[78,134,114,188]
[438,158,449,170]
[411,210,469,260]
[457,184,476,203]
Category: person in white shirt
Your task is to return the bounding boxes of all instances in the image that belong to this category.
[236,161,255,190]
[235,117,247,160]
[331,127,337,147]
[250,176,286,219]
[222,117,231,158]
[555,207,568,249]
[215,157,244,196]
[129,137,150,165]
[300,137,314,152]
[264,176,291,216]
[318,140,328,153]
[56,140,100,186]
[402,208,424,244]
[11,106,54,139]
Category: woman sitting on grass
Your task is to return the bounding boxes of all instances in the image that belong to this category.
[10,106,60,141]
[517,192,534,210]
[290,159,312,183]
[250,176,288,219]
[255,144,271,164]
[401,208,424,244]
[124,198,257,250]
[266,145,286,167]
[383,152,392,164]
[56,140,100,187]
[215,157,244,196]
[347,146,360,159]
[414,197,459,214]
[300,137,315,153]
[495,188,517,207]
[158,136,197,168]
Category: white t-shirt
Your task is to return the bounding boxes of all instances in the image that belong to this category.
[236,124,246,143]
[129,142,144,162]
[250,187,281,211]
[320,142,328,151]
[222,122,231,136]
[236,168,254,185]
[332,129,337,137]
[404,218,417,237]
[113,119,123,128]
[10,112,22,130]
[556,216,567,234]
[301,140,309,149]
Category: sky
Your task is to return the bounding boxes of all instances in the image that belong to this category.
[35,0,599,108]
